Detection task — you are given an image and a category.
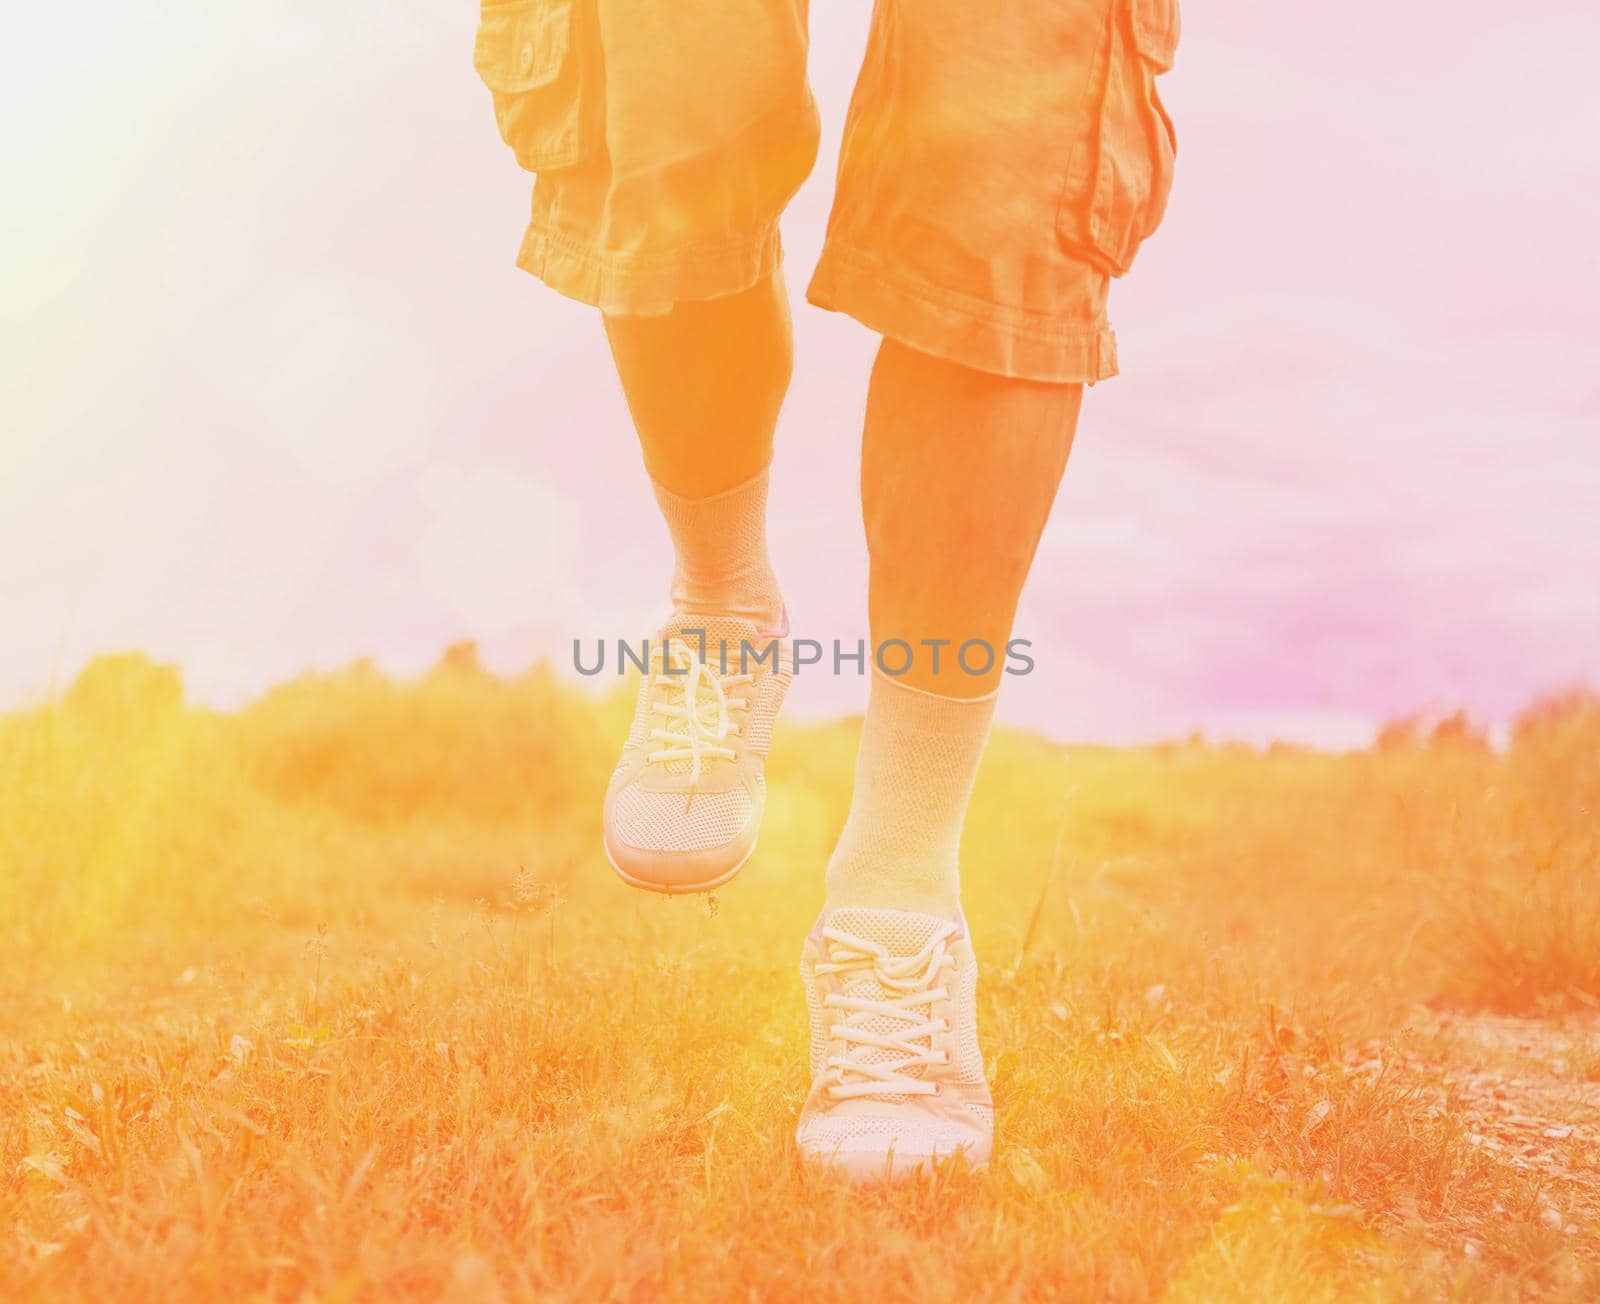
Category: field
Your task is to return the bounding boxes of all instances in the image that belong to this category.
[3,650,1598,1301]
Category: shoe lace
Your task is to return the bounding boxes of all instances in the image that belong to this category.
[817,922,957,1100]
[645,637,753,785]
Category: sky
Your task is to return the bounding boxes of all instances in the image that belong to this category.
[2,1,1597,746]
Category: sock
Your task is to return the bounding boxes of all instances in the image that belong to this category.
[824,669,997,916]
[652,466,784,630]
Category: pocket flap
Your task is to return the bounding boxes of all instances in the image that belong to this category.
[473,0,572,94]
[1131,0,1180,73]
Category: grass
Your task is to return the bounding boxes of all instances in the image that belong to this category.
[1,651,1598,1300]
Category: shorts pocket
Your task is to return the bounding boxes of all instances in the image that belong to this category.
[473,0,592,173]
[1058,0,1180,277]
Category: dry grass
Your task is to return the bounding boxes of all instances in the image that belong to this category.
[2,652,1598,1300]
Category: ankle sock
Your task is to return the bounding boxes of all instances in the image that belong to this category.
[823,670,997,916]
[651,467,784,629]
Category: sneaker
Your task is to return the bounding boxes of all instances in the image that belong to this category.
[603,612,792,894]
[796,906,993,1181]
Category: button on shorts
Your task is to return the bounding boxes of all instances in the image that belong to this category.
[473,0,1179,382]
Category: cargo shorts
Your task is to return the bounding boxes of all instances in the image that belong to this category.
[472,0,1179,383]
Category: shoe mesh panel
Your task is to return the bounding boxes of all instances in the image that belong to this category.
[955,955,985,1083]
[609,787,753,852]
[802,955,827,1078]
[741,666,792,758]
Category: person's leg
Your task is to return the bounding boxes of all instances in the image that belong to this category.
[794,0,1174,1178]
[795,340,1081,1179]
[476,0,816,894]
[602,272,792,630]
[822,339,1082,917]
[599,274,799,893]
[862,339,1083,699]
[603,272,793,499]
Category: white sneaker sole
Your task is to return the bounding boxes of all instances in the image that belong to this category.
[800,1136,993,1184]
[602,835,757,896]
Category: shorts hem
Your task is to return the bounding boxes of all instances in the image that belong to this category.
[517,220,785,316]
[806,242,1119,384]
